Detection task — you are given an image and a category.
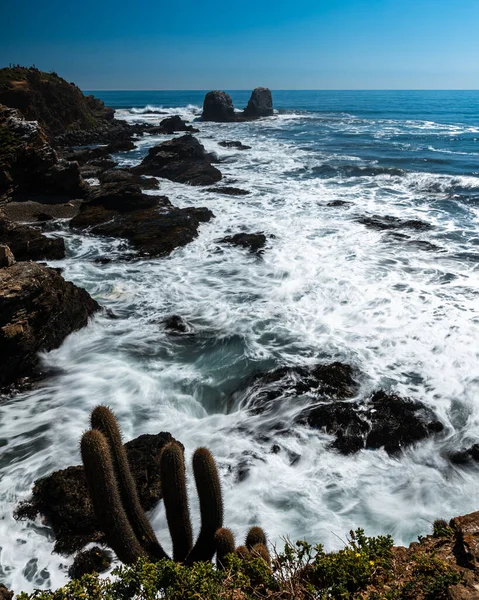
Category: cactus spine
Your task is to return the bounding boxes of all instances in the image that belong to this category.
[251,543,271,565]
[91,406,167,560]
[186,448,224,563]
[160,442,193,561]
[215,528,236,569]
[80,429,146,564]
[246,526,267,550]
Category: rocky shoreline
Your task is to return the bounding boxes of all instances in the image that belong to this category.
[0,67,477,598]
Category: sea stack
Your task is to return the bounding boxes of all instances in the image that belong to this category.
[202,90,235,122]
[243,87,273,118]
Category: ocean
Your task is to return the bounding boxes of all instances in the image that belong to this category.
[1,90,479,591]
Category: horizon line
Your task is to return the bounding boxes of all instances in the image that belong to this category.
[83,88,479,92]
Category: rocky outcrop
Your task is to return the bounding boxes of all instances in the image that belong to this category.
[134,134,222,186]
[0,244,14,267]
[148,115,199,134]
[218,141,252,150]
[15,432,180,554]
[0,261,99,386]
[202,91,236,122]
[236,362,444,455]
[358,215,433,232]
[243,88,274,118]
[208,186,250,196]
[0,217,65,260]
[0,67,113,137]
[70,181,214,257]
[0,105,87,200]
[219,232,267,253]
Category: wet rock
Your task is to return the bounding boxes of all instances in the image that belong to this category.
[242,362,360,416]
[84,180,158,212]
[163,315,194,334]
[153,115,199,134]
[208,186,250,196]
[449,444,479,465]
[358,215,433,232]
[69,547,112,579]
[71,191,214,258]
[15,432,179,554]
[134,134,222,186]
[365,391,444,454]
[202,91,235,122]
[243,87,274,118]
[219,232,267,253]
[0,261,99,386]
[327,200,352,207]
[99,168,159,190]
[0,217,65,261]
[218,141,252,150]
[36,212,54,222]
[0,244,14,267]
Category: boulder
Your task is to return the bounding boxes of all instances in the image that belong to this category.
[99,168,159,190]
[153,115,199,134]
[243,87,274,118]
[358,215,433,232]
[208,186,250,196]
[0,244,14,267]
[219,232,267,253]
[202,91,235,122]
[0,586,13,600]
[163,315,194,335]
[0,217,65,261]
[237,363,444,455]
[71,187,214,258]
[0,262,99,386]
[218,141,252,150]
[134,134,222,186]
[15,432,180,554]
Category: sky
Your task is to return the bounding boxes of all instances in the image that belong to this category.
[2,0,479,90]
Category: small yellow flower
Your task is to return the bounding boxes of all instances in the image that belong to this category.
[356,553,361,557]
[370,560,375,565]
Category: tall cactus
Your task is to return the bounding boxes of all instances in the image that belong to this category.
[215,528,236,569]
[159,441,193,561]
[80,429,146,564]
[91,406,167,560]
[186,448,224,563]
[246,526,267,550]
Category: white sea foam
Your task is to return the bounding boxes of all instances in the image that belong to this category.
[1,108,479,592]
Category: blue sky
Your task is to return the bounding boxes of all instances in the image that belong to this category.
[2,0,479,90]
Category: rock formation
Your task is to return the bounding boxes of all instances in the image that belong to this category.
[0,261,99,386]
[202,91,236,122]
[243,88,274,118]
[134,134,222,186]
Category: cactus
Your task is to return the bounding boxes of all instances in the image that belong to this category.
[215,528,236,569]
[159,441,193,561]
[80,429,146,564]
[251,543,271,565]
[185,448,224,563]
[91,406,167,560]
[246,526,267,550]
[236,545,250,559]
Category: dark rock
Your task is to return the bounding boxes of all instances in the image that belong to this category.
[36,212,54,222]
[449,444,479,465]
[218,141,252,150]
[69,547,112,579]
[0,104,87,200]
[155,115,199,134]
[134,134,222,186]
[85,181,158,212]
[208,186,250,196]
[0,217,65,261]
[219,232,267,253]
[358,215,433,232]
[106,139,136,153]
[241,362,360,416]
[64,146,110,166]
[15,432,179,554]
[243,88,274,118]
[71,193,214,258]
[99,168,159,190]
[365,391,444,454]
[327,200,352,207]
[163,315,194,334]
[0,261,99,386]
[202,91,235,122]
[86,157,116,171]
